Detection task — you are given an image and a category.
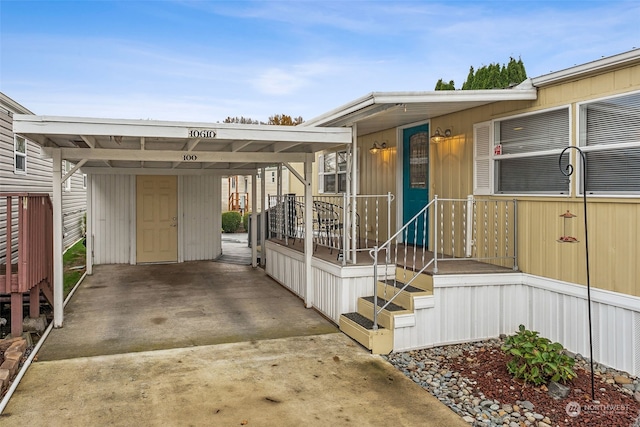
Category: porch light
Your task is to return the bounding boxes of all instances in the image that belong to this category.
[369,141,387,154]
[430,127,451,144]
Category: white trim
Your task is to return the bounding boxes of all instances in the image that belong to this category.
[304,89,538,128]
[433,271,640,313]
[14,115,352,144]
[575,89,640,197]
[532,48,640,87]
[490,104,572,196]
[129,176,136,265]
[394,313,416,328]
[177,175,184,263]
[80,167,259,176]
[45,147,310,163]
[52,150,64,328]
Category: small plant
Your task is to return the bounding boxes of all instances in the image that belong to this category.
[242,212,251,231]
[221,211,242,233]
[501,324,576,386]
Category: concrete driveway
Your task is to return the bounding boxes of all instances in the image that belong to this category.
[1,262,466,426]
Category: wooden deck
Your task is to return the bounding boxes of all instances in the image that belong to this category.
[1,193,54,337]
[266,237,516,275]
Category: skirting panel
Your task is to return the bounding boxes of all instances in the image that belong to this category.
[395,273,640,377]
[265,241,375,323]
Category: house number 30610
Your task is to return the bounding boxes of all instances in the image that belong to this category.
[183,154,198,161]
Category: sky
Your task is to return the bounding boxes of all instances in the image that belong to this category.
[1,0,639,123]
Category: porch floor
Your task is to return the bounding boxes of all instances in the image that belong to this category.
[267,237,516,274]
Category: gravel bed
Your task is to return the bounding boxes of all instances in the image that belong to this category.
[384,338,640,427]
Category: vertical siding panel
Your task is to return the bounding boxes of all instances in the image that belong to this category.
[182,175,220,261]
[92,174,131,264]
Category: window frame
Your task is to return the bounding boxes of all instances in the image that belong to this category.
[489,105,572,196]
[63,160,72,192]
[318,148,349,194]
[576,89,640,198]
[14,135,27,174]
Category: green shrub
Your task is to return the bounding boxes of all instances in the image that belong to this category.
[221,211,242,233]
[242,212,251,231]
[501,324,576,385]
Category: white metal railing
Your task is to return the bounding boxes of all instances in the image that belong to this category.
[369,195,518,330]
[267,193,395,265]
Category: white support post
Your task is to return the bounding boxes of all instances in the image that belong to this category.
[350,124,358,264]
[466,195,474,257]
[52,149,64,328]
[260,167,266,267]
[304,155,314,308]
[86,174,93,275]
[251,172,258,267]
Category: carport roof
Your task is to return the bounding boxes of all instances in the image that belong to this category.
[13,115,352,173]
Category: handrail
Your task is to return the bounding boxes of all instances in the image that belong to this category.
[368,195,517,331]
[369,196,438,330]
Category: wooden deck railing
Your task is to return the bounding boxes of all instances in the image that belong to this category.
[228,192,249,213]
[0,193,53,337]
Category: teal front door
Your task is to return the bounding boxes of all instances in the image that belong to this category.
[402,124,430,246]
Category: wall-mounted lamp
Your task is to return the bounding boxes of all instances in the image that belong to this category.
[369,141,387,154]
[430,127,452,144]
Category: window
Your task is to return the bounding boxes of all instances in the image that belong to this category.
[63,161,71,192]
[244,177,249,192]
[14,135,27,173]
[271,171,275,183]
[578,90,640,195]
[483,107,570,195]
[319,150,348,193]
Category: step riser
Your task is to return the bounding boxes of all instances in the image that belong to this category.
[394,267,433,292]
[339,315,393,354]
[357,298,413,330]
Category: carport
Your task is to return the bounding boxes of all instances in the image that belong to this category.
[13,115,353,329]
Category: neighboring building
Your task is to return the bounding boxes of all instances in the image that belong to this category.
[221,167,295,213]
[1,92,87,254]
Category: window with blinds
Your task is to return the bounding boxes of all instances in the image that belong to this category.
[579,90,640,195]
[493,107,570,194]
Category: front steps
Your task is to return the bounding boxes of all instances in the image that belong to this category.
[339,268,433,354]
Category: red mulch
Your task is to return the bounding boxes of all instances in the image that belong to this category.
[446,345,640,427]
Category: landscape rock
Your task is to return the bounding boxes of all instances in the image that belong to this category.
[548,381,571,399]
[614,375,633,384]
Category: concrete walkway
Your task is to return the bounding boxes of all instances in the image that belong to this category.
[1,262,467,426]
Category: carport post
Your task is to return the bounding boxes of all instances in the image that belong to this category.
[260,167,266,267]
[52,149,64,327]
[251,171,258,267]
[86,174,93,275]
[304,155,314,308]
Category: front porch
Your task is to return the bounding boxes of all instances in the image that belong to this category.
[263,194,519,354]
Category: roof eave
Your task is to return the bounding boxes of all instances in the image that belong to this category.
[532,48,640,87]
[304,87,538,128]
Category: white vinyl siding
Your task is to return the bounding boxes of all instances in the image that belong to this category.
[1,106,87,258]
[578,90,640,195]
[91,174,133,264]
[492,107,571,195]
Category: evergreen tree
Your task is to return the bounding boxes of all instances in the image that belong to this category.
[439,59,527,90]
